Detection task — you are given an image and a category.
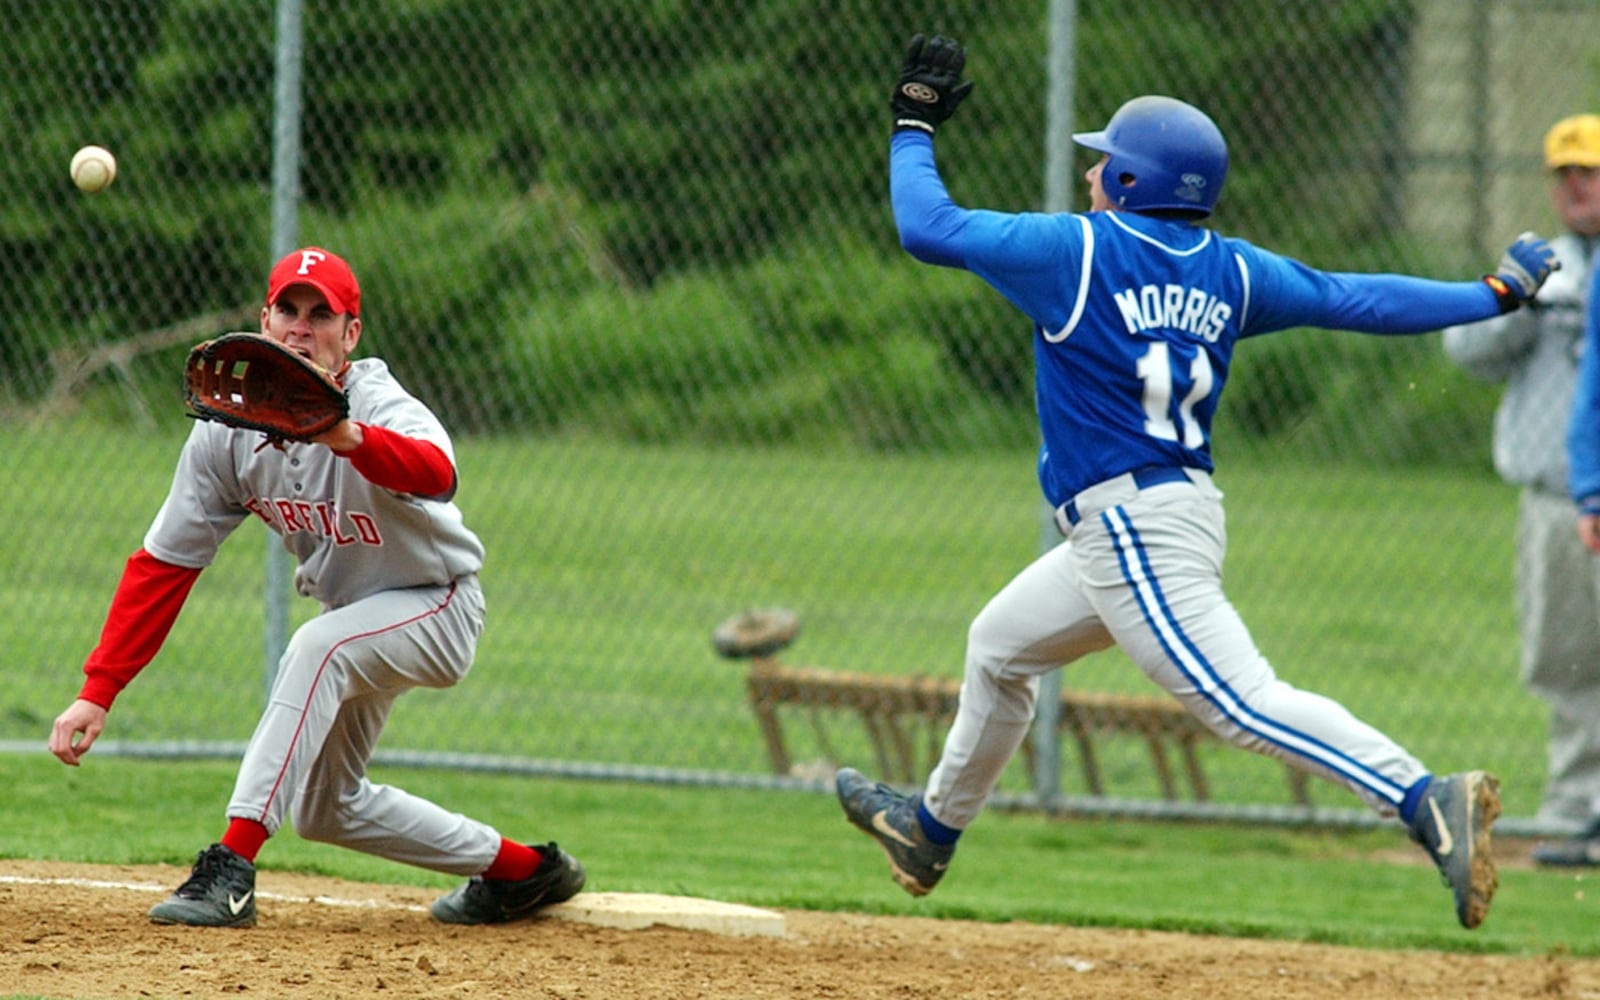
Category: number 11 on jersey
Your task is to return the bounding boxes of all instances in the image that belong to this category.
[1136,342,1213,448]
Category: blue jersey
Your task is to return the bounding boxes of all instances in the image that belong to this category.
[890,131,1506,506]
[1566,262,1600,507]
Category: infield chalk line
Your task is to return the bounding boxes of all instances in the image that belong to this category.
[0,874,786,937]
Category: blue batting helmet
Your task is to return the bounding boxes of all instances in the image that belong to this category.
[1072,96,1229,217]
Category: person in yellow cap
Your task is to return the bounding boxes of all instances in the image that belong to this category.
[1444,114,1600,866]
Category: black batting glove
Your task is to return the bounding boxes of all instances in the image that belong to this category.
[1484,231,1560,313]
[891,33,975,136]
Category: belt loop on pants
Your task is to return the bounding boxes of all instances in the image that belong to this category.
[1057,465,1193,530]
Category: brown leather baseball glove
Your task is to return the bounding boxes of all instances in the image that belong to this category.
[183,332,349,444]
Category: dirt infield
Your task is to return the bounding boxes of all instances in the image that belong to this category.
[2,858,1596,999]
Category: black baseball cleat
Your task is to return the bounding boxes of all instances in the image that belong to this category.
[1408,771,1501,929]
[835,766,955,897]
[430,842,586,925]
[148,843,258,928]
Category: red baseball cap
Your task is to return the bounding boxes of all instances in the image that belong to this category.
[266,247,361,317]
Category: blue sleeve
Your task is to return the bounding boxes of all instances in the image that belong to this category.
[1568,264,1600,507]
[1237,245,1504,336]
[890,131,1065,276]
[889,130,969,268]
[889,131,1083,329]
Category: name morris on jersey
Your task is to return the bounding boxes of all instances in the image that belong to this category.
[245,496,383,546]
[1114,283,1232,342]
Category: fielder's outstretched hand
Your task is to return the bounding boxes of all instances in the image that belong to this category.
[891,33,974,135]
[1485,232,1560,311]
[50,698,108,766]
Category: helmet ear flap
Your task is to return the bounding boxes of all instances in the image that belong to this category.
[1094,154,1141,212]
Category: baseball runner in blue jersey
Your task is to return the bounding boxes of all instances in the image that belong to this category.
[836,34,1560,930]
[50,247,585,928]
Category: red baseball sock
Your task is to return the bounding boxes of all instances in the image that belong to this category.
[482,839,543,882]
[220,818,269,863]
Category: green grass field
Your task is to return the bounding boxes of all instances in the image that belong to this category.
[2,750,1595,958]
[2,425,1579,957]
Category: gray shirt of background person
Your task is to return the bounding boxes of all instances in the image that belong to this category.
[1444,232,1595,496]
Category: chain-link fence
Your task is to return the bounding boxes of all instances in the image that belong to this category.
[4,0,1599,831]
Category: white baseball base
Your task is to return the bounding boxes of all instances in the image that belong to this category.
[545,891,785,938]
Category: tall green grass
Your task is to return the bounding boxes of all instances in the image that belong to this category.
[0,423,1543,813]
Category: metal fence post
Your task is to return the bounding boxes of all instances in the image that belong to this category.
[1029,0,1078,810]
[263,0,304,698]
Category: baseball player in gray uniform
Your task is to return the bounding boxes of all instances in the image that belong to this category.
[1444,114,1600,865]
[49,247,585,927]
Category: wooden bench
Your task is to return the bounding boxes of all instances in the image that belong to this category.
[740,655,1311,805]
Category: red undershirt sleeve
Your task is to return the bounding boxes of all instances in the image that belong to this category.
[79,548,204,710]
[337,422,457,499]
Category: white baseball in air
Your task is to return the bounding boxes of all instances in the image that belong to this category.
[70,145,117,194]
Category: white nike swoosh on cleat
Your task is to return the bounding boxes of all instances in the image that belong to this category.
[1428,798,1454,857]
[228,891,253,915]
[871,811,919,849]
